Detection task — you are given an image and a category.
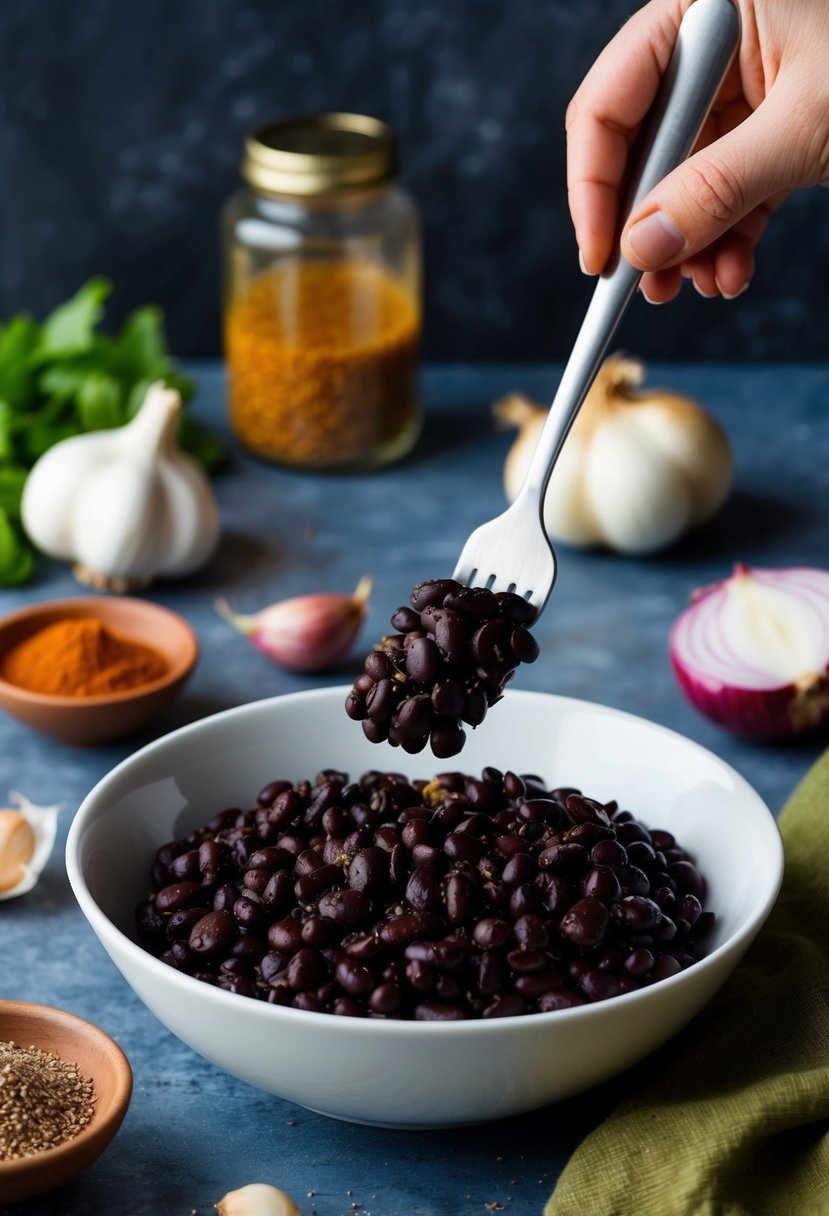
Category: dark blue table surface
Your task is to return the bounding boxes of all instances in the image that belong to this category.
[2,361,828,1216]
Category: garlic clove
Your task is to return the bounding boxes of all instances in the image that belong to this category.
[215,1183,301,1216]
[217,576,373,673]
[0,812,36,892]
[0,793,63,901]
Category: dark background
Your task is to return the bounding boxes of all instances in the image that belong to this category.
[1,0,827,362]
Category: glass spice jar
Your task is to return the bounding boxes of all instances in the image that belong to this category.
[222,113,422,470]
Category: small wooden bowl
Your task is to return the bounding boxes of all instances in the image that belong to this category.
[0,1000,132,1203]
[0,597,198,745]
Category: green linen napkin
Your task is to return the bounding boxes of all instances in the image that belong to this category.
[546,748,829,1216]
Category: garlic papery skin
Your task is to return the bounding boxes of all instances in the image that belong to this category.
[216,576,372,672]
[497,355,733,554]
[215,1183,301,1216]
[21,381,221,591]
[669,565,829,741]
[0,793,63,901]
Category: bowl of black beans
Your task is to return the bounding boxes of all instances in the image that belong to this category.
[66,686,783,1127]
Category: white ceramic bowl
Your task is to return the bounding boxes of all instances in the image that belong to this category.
[66,688,783,1128]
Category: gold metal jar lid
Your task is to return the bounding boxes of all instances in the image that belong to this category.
[242,113,398,197]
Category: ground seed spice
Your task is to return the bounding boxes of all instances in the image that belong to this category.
[0,617,169,697]
[0,1040,96,1160]
[225,259,420,469]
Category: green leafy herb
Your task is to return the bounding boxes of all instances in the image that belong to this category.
[0,279,221,585]
[0,508,34,585]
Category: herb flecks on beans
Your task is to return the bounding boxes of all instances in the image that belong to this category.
[346,579,540,758]
[136,768,714,1020]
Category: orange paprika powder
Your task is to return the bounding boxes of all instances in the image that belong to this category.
[0,618,168,697]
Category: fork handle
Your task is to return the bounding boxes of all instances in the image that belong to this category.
[519,0,740,504]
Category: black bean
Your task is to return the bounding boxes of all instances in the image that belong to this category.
[430,719,466,759]
[155,881,207,915]
[671,860,706,901]
[261,869,294,914]
[444,871,478,924]
[591,838,627,868]
[391,605,421,633]
[508,882,540,919]
[469,619,510,663]
[335,958,376,996]
[267,917,304,954]
[493,590,537,623]
[510,625,539,663]
[430,678,465,718]
[502,853,537,886]
[168,848,200,881]
[366,679,396,721]
[434,610,469,663]
[582,865,622,904]
[257,780,292,807]
[539,842,589,873]
[475,950,506,996]
[678,893,703,926]
[294,863,343,903]
[395,694,434,737]
[362,718,389,745]
[559,897,609,947]
[507,948,549,974]
[285,948,328,991]
[166,907,205,941]
[405,863,442,913]
[189,910,235,957]
[364,651,392,681]
[482,993,527,1019]
[538,990,587,1012]
[512,913,548,950]
[318,887,372,927]
[344,690,367,721]
[138,765,714,1020]
[443,587,499,620]
[410,578,462,610]
[576,967,620,1002]
[414,1001,466,1021]
[369,981,401,1014]
[613,895,662,931]
[405,958,435,992]
[405,637,442,685]
[135,900,165,943]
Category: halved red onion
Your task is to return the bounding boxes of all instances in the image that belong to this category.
[669,564,829,741]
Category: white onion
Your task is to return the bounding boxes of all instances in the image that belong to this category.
[669,564,829,741]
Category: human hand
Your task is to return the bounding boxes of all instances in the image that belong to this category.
[566,0,829,302]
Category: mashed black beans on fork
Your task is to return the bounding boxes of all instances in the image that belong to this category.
[136,766,714,1021]
[345,578,540,758]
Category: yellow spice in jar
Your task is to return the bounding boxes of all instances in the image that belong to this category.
[225,259,420,469]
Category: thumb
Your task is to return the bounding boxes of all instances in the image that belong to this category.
[620,91,803,270]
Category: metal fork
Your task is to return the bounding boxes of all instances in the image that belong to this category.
[453,0,740,614]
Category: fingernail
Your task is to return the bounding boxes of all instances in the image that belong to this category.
[693,281,718,299]
[627,211,687,268]
[639,284,665,306]
[715,278,750,301]
[578,249,597,276]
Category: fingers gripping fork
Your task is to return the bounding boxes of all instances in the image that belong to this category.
[453,0,739,616]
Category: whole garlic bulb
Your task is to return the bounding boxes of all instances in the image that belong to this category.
[497,355,733,554]
[22,381,220,590]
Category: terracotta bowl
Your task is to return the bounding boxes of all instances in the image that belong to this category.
[0,1000,132,1203]
[0,597,198,745]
